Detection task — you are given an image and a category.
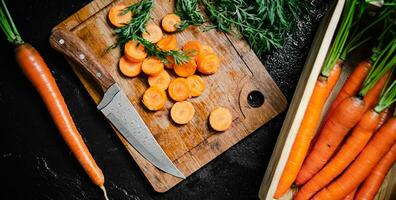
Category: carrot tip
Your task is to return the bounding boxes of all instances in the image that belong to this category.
[100,185,109,200]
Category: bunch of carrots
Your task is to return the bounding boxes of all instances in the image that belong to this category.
[108,3,232,131]
[275,2,396,200]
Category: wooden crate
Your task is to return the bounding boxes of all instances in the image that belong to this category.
[259,1,396,199]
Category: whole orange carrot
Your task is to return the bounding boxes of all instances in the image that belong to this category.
[355,142,396,200]
[0,0,107,197]
[274,64,341,198]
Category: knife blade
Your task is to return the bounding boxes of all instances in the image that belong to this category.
[49,29,185,179]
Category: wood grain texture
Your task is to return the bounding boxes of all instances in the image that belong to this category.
[259,1,396,199]
[53,0,286,192]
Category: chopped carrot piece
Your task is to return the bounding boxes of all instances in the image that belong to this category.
[182,40,202,60]
[197,53,220,75]
[148,70,171,90]
[164,55,175,69]
[174,59,197,77]
[157,35,178,51]
[124,40,147,62]
[142,57,164,76]
[142,23,163,43]
[200,45,214,56]
[187,75,205,97]
[119,56,142,77]
[168,78,190,102]
[170,101,195,124]
[142,86,167,111]
[209,107,232,131]
[161,13,181,33]
[108,4,132,28]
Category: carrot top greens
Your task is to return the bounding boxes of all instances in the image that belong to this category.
[359,38,396,97]
[375,79,396,113]
[201,0,303,55]
[321,0,359,77]
[175,0,205,31]
[0,0,22,44]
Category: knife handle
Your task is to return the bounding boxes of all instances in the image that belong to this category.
[49,29,114,92]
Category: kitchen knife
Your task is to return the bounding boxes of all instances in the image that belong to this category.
[49,29,185,179]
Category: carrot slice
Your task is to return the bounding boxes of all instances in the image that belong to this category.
[170,101,195,124]
[142,86,167,111]
[142,23,163,43]
[209,107,232,131]
[119,56,142,77]
[124,40,147,62]
[161,13,181,33]
[108,4,132,28]
[174,59,197,77]
[157,35,178,51]
[142,57,164,76]
[164,55,175,69]
[200,45,214,56]
[197,53,220,75]
[148,70,171,90]
[168,78,190,102]
[187,75,205,97]
[182,40,202,59]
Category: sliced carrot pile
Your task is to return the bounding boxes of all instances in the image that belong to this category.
[148,70,171,90]
[142,86,167,111]
[209,107,232,131]
[170,101,195,124]
[142,23,163,43]
[124,40,147,62]
[161,13,181,33]
[183,40,202,60]
[108,4,132,28]
[174,59,197,77]
[187,75,205,97]
[197,53,220,75]
[119,56,142,77]
[142,57,164,76]
[168,78,190,102]
[157,35,178,51]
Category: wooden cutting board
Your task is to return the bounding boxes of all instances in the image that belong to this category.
[54,0,287,192]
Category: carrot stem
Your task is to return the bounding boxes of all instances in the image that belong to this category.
[375,80,396,113]
[360,39,396,96]
[321,0,358,77]
[0,0,22,44]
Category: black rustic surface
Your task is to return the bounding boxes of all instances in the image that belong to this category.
[0,0,331,199]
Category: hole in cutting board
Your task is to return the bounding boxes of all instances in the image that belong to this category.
[247,90,265,108]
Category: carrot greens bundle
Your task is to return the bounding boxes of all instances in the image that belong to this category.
[201,0,303,54]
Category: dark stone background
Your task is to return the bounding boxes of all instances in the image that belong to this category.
[0,0,331,199]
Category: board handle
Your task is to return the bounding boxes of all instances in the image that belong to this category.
[49,29,115,92]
